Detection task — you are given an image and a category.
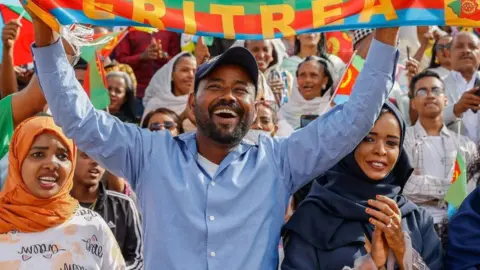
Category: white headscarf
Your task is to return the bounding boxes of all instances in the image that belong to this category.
[278,80,331,130]
[142,52,194,120]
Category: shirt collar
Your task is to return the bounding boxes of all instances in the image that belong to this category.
[176,132,253,176]
[451,70,477,85]
[413,120,451,138]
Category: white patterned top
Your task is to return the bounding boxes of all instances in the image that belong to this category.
[0,207,125,269]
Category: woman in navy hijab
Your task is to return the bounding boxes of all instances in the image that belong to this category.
[445,148,480,269]
[282,103,443,269]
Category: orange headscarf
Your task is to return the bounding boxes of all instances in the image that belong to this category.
[0,116,79,233]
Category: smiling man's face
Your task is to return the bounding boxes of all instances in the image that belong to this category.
[191,64,257,145]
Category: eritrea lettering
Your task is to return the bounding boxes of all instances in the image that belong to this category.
[18,243,65,261]
[82,235,103,258]
[24,0,480,40]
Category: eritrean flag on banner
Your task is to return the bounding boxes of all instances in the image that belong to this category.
[445,152,468,219]
[331,54,365,106]
[21,0,480,40]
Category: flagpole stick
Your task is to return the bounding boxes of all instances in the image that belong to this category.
[17,10,26,26]
[321,50,358,115]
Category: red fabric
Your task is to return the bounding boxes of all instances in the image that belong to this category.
[0,5,34,66]
[114,30,181,98]
[461,0,480,20]
[325,31,353,64]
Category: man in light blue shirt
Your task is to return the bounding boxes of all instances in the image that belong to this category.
[30,13,399,269]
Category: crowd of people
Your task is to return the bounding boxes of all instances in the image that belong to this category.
[1,4,480,269]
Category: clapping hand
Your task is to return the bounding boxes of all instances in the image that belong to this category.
[141,38,167,60]
[368,228,389,269]
[366,195,406,270]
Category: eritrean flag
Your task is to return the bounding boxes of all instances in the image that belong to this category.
[332,54,365,106]
[80,45,110,110]
[79,29,140,109]
[0,4,34,66]
[326,31,353,64]
[445,152,468,219]
[94,29,128,58]
[448,0,480,20]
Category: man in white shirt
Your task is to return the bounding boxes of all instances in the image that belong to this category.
[404,70,477,244]
[443,32,480,143]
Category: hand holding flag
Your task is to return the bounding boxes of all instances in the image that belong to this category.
[194,36,210,66]
[1,19,21,50]
[405,58,420,83]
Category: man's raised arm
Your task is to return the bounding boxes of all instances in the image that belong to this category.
[29,10,156,189]
[273,28,400,193]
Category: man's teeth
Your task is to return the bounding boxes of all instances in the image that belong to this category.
[214,109,238,117]
[39,176,57,182]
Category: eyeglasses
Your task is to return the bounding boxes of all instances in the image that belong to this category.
[415,87,445,97]
[149,121,177,131]
[435,43,451,51]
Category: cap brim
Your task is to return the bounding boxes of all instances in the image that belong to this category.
[196,47,259,89]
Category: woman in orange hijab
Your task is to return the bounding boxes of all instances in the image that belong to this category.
[0,116,125,269]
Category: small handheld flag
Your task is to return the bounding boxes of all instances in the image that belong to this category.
[445,152,468,219]
[81,46,110,110]
[328,53,365,108]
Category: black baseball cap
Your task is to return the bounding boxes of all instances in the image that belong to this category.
[194,46,259,94]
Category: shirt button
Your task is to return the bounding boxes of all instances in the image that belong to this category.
[211,181,216,186]
[210,251,216,257]
[209,216,215,221]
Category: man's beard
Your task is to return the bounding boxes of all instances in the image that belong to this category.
[194,101,251,145]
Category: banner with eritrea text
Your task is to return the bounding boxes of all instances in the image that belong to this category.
[21,0,480,40]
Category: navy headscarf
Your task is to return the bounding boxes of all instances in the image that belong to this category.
[284,102,417,252]
[445,186,480,269]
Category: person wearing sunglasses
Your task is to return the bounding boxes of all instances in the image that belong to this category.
[141,107,183,136]
[403,71,477,246]
[428,35,453,80]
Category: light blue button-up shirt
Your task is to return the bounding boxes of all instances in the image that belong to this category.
[32,39,398,270]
